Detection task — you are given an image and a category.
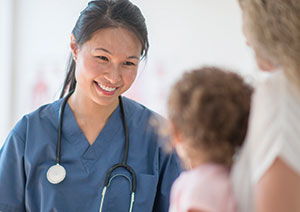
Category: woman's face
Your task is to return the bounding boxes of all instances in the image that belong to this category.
[71,27,142,107]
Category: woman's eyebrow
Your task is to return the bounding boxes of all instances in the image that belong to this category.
[94,47,112,55]
[94,47,139,60]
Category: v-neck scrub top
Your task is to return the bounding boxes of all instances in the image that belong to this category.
[0,97,181,212]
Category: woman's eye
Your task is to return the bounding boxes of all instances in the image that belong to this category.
[123,61,136,66]
[97,56,109,61]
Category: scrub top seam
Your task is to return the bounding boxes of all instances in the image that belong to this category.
[10,129,26,145]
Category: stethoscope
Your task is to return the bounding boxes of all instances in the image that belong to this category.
[46,91,136,212]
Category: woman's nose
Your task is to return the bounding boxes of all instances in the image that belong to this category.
[104,65,121,83]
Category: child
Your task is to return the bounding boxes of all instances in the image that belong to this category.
[167,66,252,212]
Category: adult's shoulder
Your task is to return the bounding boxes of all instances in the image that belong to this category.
[248,71,288,138]
[26,98,62,120]
[12,99,63,139]
[121,96,164,123]
[252,71,284,106]
[246,70,300,181]
[251,70,299,130]
[121,97,168,150]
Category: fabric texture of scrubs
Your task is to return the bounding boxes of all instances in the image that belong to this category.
[0,97,181,212]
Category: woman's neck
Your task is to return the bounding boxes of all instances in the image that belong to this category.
[67,89,119,145]
[68,90,118,120]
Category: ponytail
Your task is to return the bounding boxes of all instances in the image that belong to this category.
[60,54,77,98]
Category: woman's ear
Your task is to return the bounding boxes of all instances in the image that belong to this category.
[70,34,78,61]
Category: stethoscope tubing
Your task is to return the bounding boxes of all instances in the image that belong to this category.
[99,95,136,212]
[102,96,136,193]
[54,92,136,211]
[56,90,74,164]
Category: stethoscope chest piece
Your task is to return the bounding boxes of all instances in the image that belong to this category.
[47,164,66,184]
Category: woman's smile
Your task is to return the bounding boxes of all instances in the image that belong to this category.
[94,81,119,96]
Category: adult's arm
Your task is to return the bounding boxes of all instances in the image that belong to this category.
[255,157,300,212]
[0,118,26,212]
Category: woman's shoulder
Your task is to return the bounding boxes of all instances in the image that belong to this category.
[122,96,159,114]
[121,96,170,152]
[122,96,164,123]
[253,71,284,105]
[11,99,63,138]
[251,69,300,138]
[254,70,299,106]
[24,99,62,123]
[250,70,300,135]
[242,70,300,181]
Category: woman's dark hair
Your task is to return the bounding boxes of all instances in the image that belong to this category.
[60,0,149,98]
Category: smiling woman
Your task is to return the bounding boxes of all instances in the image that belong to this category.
[231,1,300,212]
[69,27,141,145]
[0,0,181,211]
[70,27,141,115]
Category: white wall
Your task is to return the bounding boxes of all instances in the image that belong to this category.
[0,0,15,146]
[0,0,260,147]
[13,0,90,121]
[128,0,259,115]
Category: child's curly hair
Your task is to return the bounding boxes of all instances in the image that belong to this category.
[168,67,253,167]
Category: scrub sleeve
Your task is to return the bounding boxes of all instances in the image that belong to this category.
[0,118,27,212]
[153,148,181,211]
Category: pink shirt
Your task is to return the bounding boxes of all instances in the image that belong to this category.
[169,163,237,212]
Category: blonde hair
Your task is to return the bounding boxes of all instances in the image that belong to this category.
[239,0,300,88]
[168,67,253,167]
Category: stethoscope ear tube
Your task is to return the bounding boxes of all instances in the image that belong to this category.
[56,90,74,164]
[119,96,129,164]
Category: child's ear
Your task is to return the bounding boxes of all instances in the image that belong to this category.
[169,122,183,145]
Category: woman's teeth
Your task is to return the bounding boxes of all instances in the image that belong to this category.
[98,83,117,92]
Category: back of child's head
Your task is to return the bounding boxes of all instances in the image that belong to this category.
[168,66,253,167]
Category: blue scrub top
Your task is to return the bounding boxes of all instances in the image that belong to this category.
[0,97,181,212]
